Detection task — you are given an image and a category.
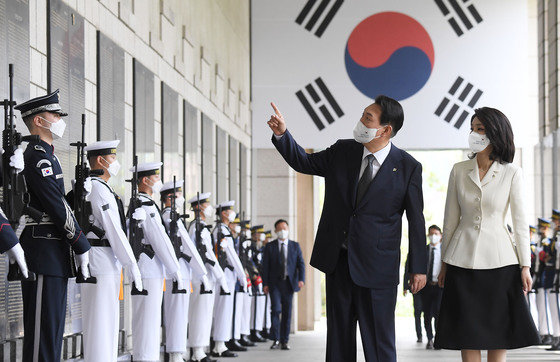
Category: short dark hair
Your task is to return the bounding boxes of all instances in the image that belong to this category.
[469,107,515,164]
[374,95,404,137]
[274,219,289,229]
[428,225,441,233]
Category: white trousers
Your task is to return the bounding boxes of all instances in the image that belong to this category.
[132,278,164,361]
[548,291,560,337]
[537,288,550,335]
[82,274,121,362]
[164,278,191,353]
[188,278,215,348]
[250,294,266,332]
[241,291,252,335]
[212,269,236,342]
[233,291,245,339]
[264,293,272,330]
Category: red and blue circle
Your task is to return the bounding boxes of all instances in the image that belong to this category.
[345,12,435,101]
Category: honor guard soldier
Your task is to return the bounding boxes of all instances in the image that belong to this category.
[160,180,211,362]
[129,162,185,362]
[80,140,144,361]
[262,230,273,339]
[527,225,538,317]
[550,210,560,350]
[15,90,92,362]
[211,201,247,358]
[535,217,556,345]
[187,192,230,362]
[0,147,30,277]
[250,227,267,343]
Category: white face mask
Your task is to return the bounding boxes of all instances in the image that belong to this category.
[245,230,252,238]
[101,157,121,177]
[429,234,441,245]
[175,196,185,205]
[234,225,241,234]
[39,116,66,139]
[353,121,385,144]
[256,241,263,248]
[277,229,289,240]
[228,211,237,223]
[203,205,214,218]
[259,233,266,241]
[468,132,490,153]
[146,178,162,193]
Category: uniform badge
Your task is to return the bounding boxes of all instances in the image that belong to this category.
[41,167,53,177]
[56,174,63,179]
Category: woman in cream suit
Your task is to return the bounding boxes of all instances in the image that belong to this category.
[434,107,539,362]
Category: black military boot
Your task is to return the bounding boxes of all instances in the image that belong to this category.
[239,334,256,347]
[226,339,247,352]
[541,334,554,345]
[547,336,560,350]
[250,330,267,342]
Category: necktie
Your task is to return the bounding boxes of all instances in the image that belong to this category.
[280,242,287,280]
[356,154,375,204]
[427,247,435,282]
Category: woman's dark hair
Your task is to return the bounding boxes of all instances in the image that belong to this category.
[469,107,515,164]
[374,95,404,136]
[274,219,289,229]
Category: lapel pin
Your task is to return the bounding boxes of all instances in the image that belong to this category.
[392,168,397,172]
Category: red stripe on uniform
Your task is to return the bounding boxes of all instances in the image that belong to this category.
[72,230,83,245]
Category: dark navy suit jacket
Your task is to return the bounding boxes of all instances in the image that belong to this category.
[262,239,305,292]
[272,130,427,289]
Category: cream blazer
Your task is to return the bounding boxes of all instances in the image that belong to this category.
[441,157,530,269]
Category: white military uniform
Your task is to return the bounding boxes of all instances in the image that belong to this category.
[161,200,210,360]
[187,193,230,361]
[211,207,247,354]
[241,238,255,337]
[250,242,266,335]
[131,182,183,361]
[82,175,139,362]
[233,230,251,341]
[81,140,142,362]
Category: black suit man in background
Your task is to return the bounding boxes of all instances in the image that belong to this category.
[262,219,305,350]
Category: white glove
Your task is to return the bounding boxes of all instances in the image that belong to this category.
[75,251,91,278]
[173,271,185,291]
[220,276,230,294]
[9,148,24,174]
[201,274,211,291]
[128,263,143,291]
[241,277,248,292]
[83,177,92,200]
[220,238,227,248]
[6,243,28,278]
[132,208,146,222]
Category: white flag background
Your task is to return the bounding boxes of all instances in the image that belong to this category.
[251,0,531,150]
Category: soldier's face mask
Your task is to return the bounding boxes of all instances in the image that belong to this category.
[203,204,214,218]
[175,194,185,206]
[100,157,121,177]
[234,225,241,234]
[228,211,237,223]
[38,115,66,139]
[146,177,163,193]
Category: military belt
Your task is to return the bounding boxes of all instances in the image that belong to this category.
[88,238,111,247]
[25,214,54,225]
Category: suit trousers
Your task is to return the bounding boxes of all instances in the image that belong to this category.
[22,275,68,362]
[269,278,294,343]
[420,283,443,340]
[326,250,397,362]
[412,293,423,340]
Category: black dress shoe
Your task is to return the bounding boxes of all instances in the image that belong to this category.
[211,349,238,357]
[200,357,217,362]
[261,329,270,340]
[541,334,554,345]
[426,339,434,350]
[239,336,256,347]
[547,337,560,350]
[270,341,280,349]
[226,339,247,352]
[250,331,267,343]
[416,336,422,343]
[281,342,290,350]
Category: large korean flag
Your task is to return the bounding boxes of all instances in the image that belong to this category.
[251,0,530,150]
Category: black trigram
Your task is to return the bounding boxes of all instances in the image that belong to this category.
[435,76,483,129]
[296,77,344,131]
[434,0,483,37]
[295,0,344,38]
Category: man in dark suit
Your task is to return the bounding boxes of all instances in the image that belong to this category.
[267,95,427,362]
[262,219,305,350]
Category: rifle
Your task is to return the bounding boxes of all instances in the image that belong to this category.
[194,192,214,294]
[69,114,104,284]
[126,155,154,295]
[2,64,41,281]
[168,176,187,294]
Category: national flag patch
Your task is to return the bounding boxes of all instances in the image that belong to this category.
[41,167,54,177]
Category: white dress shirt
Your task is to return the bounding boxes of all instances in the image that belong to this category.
[427,242,442,282]
[358,142,392,179]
